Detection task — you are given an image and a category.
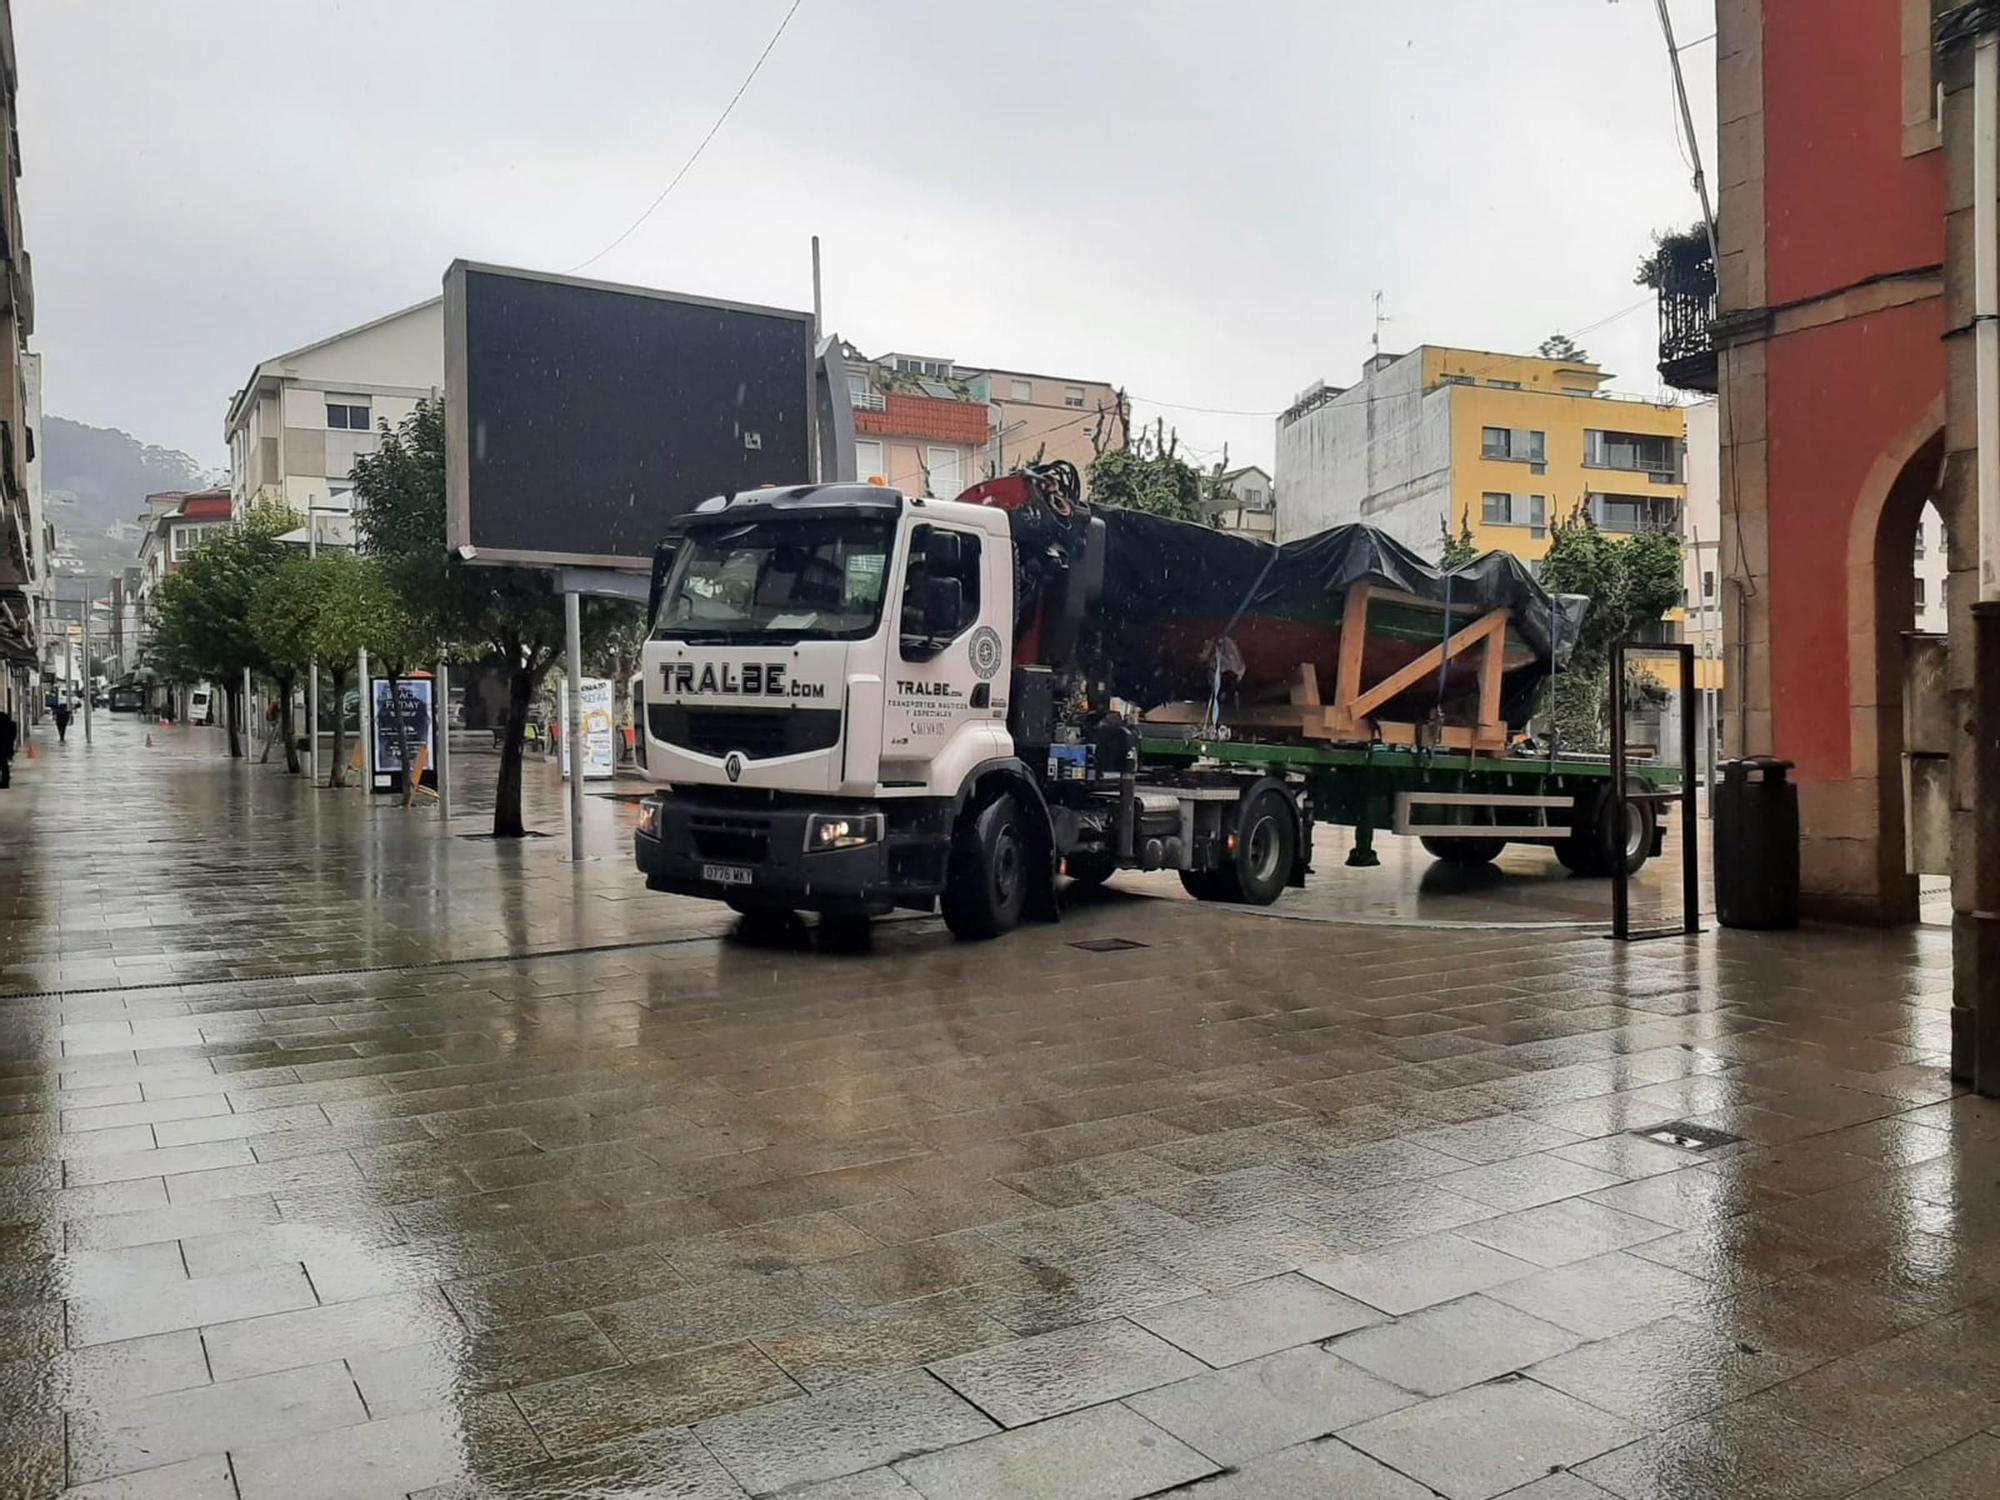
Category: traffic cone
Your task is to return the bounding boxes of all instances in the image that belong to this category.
[24,742,34,759]
[145,732,153,747]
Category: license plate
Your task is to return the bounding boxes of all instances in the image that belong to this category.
[702,862,753,887]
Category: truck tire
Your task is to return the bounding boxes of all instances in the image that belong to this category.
[1063,849,1118,886]
[1420,836,1505,866]
[1190,787,1297,905]
[1556,784,1654,877]
[942,793,1028,940]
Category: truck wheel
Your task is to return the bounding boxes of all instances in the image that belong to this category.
[1596,785,1656,876]
[1554,837,1605,876]
[1195,787,1296,905]
[942,793,1028,939]
[1063,849,1118,886]
[1179,869,1231,901]
[1420,836,1505,866]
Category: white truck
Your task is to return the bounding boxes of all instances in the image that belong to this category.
[631,473,1664,940]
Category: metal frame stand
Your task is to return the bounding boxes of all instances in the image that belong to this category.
[1610,641,1702,942]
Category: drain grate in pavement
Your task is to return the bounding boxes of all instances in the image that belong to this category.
[1633,1120,1745,1152]
[1069,937,1149,952]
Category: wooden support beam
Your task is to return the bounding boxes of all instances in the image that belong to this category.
[1345,607,1510,721]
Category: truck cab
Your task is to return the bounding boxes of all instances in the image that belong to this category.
[634,482,1049,934]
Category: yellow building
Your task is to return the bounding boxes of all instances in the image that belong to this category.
[1276,345,1688,570]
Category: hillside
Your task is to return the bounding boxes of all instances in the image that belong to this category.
[40,415,214,578]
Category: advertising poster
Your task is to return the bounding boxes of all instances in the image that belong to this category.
[559,678,616,780]
[371,677,435,789]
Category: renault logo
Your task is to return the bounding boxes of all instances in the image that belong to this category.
[724,751,745,783]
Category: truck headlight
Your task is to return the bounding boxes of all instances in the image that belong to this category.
[638,798,662,837]
[805,813,881,852]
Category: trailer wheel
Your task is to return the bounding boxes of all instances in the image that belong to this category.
[1557,783,1654,877]
[1420,836,1505,866]
[942,793,1028,940]
[1179,869,1231,901]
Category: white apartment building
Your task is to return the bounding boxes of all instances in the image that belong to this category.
[1205,465,1276,538]
[224,299,443,548]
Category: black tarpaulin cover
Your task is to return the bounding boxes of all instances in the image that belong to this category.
[1080,508,1585,730]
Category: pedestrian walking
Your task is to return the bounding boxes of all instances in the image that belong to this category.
[53,701,72,744]
[0,705,16,788]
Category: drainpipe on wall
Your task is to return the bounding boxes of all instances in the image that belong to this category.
[1965,18,2000,1091]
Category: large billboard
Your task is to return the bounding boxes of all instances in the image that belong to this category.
[443,260,815,570]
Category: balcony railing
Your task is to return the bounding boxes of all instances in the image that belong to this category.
[851,387,886,413]
[1653,234,1717,395]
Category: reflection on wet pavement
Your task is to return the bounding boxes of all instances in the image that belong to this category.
[1,716,1995,1498]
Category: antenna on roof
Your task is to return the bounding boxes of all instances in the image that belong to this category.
[1372,291,1390,357]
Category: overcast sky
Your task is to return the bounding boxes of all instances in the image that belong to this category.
[17,0,1717,477]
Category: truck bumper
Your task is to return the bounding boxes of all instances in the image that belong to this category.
[634,792,954,916]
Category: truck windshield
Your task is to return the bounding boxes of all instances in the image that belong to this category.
[651,515,894,643]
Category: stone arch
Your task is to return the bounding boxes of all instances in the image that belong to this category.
[1842,396,1946,925]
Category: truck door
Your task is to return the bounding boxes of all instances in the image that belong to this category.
[883,522,1008,786]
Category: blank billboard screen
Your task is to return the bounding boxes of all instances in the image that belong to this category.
[444,261,813,569]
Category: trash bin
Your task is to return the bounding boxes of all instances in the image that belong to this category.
[1714,756,1799,930]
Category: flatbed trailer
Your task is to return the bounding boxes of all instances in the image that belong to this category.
[1130,731,1679,879]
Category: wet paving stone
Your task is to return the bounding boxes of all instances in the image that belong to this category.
[232,1396,549,1500]
[1574,1402,1901,1500]
[1346,1375,1639,1500]
[347,1313,626,1414]
[752,1290,1015,1392]
[514,1339,799,1454]
[1327,1292,1584,1397]
[1125,1344,1415,1465]
[1526,1312,1817,1430]
[203,1286,466,1382]
[929,1317,1205,1427]
[1134,1271,1383,1366]
[693,1368,998,1493]
[588,1267,844,1362]
[893,1401,1218,1500]
[62,1453,240,1499]
[1300,1232,1539,1314]
[409,1424,749,1500]
[1485,1250,1722,1340]
[67,1359,367,1484]
[1153,1435,1440,1498]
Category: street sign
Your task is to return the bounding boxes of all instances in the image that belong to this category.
[442,259,815,571]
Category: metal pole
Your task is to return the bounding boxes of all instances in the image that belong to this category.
[1610,644,1630,941]
[809,234,823,485]
[308,507,318,785]
[564,591,586,861]
[1679,643,1701,935]
[436,661,452,824]
[81,583,94,745]
[358,648,370,788]
[243,665,253,758]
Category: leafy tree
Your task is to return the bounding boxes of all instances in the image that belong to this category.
[1086,418,1203,522]
[1537,333,1588,363]
[1634,224,1711,289]
[249,550,400,787]
[352,400,627,835]
[1438,509,1478,568]
[1535,507,1685,749]
[148,507,298,758]
[586,601,648,762]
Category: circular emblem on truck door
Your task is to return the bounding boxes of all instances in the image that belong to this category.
[724,752,745,783]
[969,626,1003,680]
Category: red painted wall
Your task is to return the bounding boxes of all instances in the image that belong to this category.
[1761,0,1942,307]
[1756,0,1944,782]
[1765,298,1943,778]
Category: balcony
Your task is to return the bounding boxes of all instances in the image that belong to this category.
[1651,231,1717,395]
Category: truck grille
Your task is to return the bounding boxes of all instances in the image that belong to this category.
[648,705,840,760]
[689,814,771,863]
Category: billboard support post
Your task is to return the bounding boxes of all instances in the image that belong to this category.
[436,662,452,824]
[565,591,585,862]
[358,649,370,785]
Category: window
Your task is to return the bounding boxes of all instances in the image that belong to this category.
[653,515,893,644]
[1914,528,1925,559]
[900,524,982,661]
[892,355,954,379]
[925,446,962,498]
[1440,373,1473,386]
[1702,569,1716,599]
[854,439,885,483]
[169,523,216,560]
[1063,386,1085,408]
[1481,427,1546,462]
[1585,429,1677,474]
[1480,493,1544,529]
[1010,378,1032,402]
[1594,494,1678,533]
[1486,379,1521,390]
[1526,429,1546,462]
[1915,577,1927,611]
[326,402,370,431]
[846,373,869,399]
[1481,427,1511,460]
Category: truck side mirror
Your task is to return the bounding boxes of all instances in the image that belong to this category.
[917,576,963,638]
